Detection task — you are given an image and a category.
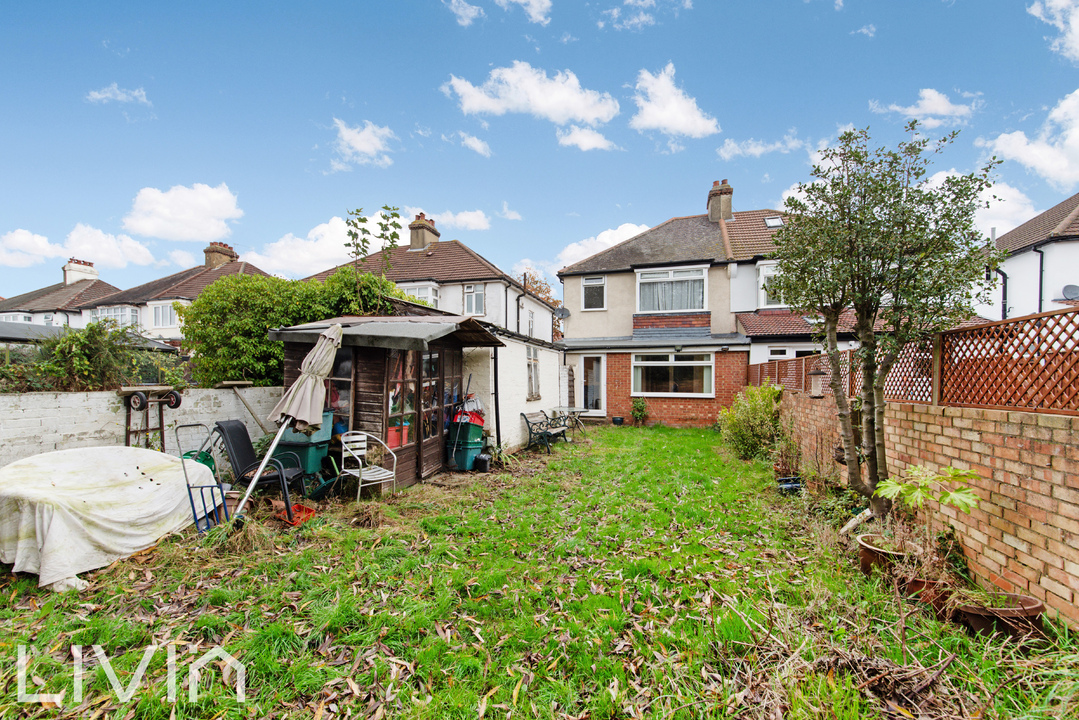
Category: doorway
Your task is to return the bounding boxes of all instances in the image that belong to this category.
[582,355,605,416]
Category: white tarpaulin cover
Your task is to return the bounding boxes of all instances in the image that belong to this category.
[0,446,213,591]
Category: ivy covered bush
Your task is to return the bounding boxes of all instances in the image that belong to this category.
[177,266,411,388]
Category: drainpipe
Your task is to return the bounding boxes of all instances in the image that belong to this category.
[515,292,525,334]
[995,268,1009,320]
[1032,245,1046,313]
[492,346,502,449]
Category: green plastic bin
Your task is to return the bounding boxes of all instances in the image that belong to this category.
[274,440,328,475]
[451,439,484,471]
[448,421,484,443]
[280,411,334,444]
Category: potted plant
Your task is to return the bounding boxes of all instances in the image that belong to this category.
[953,590,1046,640]
[873,465,979,617]
[771,423,801,481]
[631,397,649,427]
[855,528,925,579]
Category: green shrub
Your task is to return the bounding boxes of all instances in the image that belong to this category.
[714,383,781,460]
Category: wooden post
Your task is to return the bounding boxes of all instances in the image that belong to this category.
[931,333,942,407]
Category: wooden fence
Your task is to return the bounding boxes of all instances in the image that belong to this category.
[748,307,1079,416]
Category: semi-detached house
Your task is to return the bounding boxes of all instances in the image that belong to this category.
[557,180,855,427]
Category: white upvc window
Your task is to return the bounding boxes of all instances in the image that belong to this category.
[403,285,439,308]
[464,284,484,315]
[757,263,785,308]
[632,352,714,397]
[636,266,706,313]
[526,345,540,400]
[91,305,139,328]
[528,310,535,337]
[582,275,606,310]
[153,304,177,328]
[2,314,33,323]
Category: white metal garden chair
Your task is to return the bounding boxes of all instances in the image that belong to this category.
[340,431,397,499]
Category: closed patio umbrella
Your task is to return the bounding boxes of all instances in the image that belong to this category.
[232,323,343,519]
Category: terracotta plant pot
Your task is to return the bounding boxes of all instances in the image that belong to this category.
[957,593,1046,640]
[904,577,954,621]
[856,534,924,577]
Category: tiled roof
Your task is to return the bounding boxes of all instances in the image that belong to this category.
[736,309,990,337]
[0,279,121,314]
[995,191,1079,254]
[306,240,555,309]
[558,210,783,276]
[80,262,269,309]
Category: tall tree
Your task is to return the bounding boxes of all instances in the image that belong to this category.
[770,123,1001,516]
[516,269,563,335]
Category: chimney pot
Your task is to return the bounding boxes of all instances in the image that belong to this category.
[707,179,734,222]
[408,212,441,250]
[63,258,99,285]
[203,242,239,269]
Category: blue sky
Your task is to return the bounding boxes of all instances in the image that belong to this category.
[3,0,1079,300]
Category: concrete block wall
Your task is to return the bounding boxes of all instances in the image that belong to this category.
[605,351,748,427]
[0,387,283,468]
[780,390,1079,628]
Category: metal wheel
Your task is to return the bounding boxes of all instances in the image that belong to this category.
[127,391,149,411]
[163,390,182,409]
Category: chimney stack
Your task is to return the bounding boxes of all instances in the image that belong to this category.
[63,258,98,285]
[408,213,441,250]
[707,179,733,222]
[204,242,239,268]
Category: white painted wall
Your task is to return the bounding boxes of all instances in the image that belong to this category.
[728,262,759,313]
[975,240,1079,320]
[748,340,857,365]
[463,338,560,452]
[0,387,282,468]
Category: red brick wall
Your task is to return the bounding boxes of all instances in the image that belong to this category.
[632,312,710,330]
[605,351,748,427]
[780,391,1079,628]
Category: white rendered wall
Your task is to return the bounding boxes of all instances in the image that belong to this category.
[0,387,282,468]
[728,262,759,313]
[975,240,1079,321]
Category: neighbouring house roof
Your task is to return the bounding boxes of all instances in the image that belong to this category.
[79,261,269,309]
[268,315,503,351]
[561,331,749,352]
[0,279,121,314]
[305,240,557,310]
[558,209,784,277]
[996,190,1079,254]
[736,309,992,338]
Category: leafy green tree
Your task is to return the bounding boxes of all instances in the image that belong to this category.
[770,123,1001,516]
[177,267,408,387]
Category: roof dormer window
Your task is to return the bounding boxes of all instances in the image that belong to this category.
[764,216,783,229]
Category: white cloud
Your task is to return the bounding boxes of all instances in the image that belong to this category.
[717,134,804,161]
[168,250,196,267]
[0,226,155,269]
[852,24,876,37]
[442,61,620,127]
[86,83,151,106]
[869,88,977,128]
[629,63,719,142]
[241,216,363,278]
[459,132,492,157]
[1028,0,1079,61]
[556,125,618,151]
[979,87,1079,189]
[926,171,1038,240]
[443,0,485,26]
[123,182,243,242]
[331,118,396,169]
[403,207,492,231]
[555,222,650,270]
[835,0,844,9]
[499,201,523,220]
[602,7,656,30]
[494,0,552,25]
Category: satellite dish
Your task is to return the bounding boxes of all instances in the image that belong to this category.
[553,306,571,320]
[1063,284,1079,301]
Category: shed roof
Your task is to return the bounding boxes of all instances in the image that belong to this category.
[268,315,503,351]
[0,321,178,351]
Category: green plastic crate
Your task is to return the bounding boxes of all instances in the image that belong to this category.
[451,439,484,471]
[448,421,484,443]
[274,440,328,475]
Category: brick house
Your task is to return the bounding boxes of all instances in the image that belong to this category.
[0,259,119,327]
[558,180,852,427]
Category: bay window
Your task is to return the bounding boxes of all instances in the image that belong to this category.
[632,352,713,397]
[637,267,705,313]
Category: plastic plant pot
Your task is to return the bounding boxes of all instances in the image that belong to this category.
[957,593,1046,639]
[611,417,624,426]
[856,534,924,577]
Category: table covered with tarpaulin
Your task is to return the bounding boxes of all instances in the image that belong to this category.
[0,446,212,591]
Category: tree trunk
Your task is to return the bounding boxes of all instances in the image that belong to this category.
[857,322,892,517]
[823,314,869,497]
[874,349,897,487]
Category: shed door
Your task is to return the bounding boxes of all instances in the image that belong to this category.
[419,350,443,478]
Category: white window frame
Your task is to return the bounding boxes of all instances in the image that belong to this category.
[635,265,708,314]
[757,262,786,309]
[90,305,140,329]
[153,303,178,328]
[631,352,715,398]
[526,345,540,400]
[528,310,535,338]
[401,284,440,309]
[769,347,790,358]
[580,354,606,416]
[2,313,33,323]
[581,275,606,311]
[464,284,485,316]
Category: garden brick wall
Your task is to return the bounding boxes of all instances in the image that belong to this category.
[605,351,748,427]
[780,390,1079,628]
[0,387,283,468]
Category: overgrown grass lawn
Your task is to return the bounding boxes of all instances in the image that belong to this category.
[1,427,1076,718]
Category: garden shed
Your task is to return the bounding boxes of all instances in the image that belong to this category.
[269,315,502,488]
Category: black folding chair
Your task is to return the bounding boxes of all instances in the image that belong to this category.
[213,420,305,523]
